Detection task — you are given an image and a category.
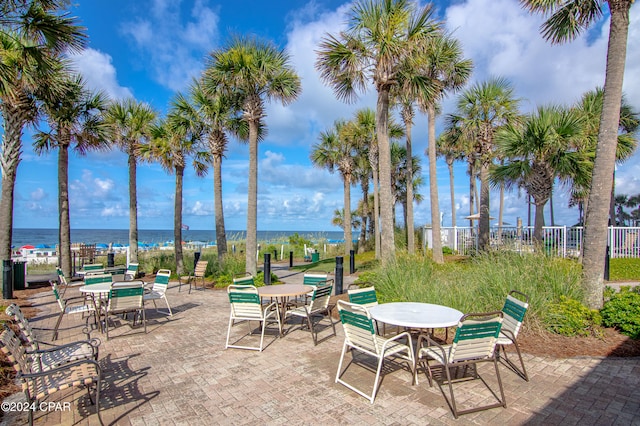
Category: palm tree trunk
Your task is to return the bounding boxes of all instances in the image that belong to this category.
[128,153,139,263]
[478,161,491,251]
[58,141,72,278]
[582,4,630,309]
[533,200,546,243]
[246,120,259,276]
[498,181,504,244]
[376,88,395,264]
[0,106,25,269]
[174,166,185,275]
[358,181,369,253]
[343,173,352,255]
[372,157,381,259]
[213,154,227,262]
[468,159,475,228]
[405,118,415,254]
[448,158,456,228]
[427,105,443,263]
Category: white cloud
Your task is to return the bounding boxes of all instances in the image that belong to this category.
[30,188,47,201]
[120,0,219,91]
[68,48,133,100]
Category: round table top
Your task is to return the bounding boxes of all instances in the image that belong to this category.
[369,302,463,329]
[258,284,311,298]
[79,282,112,293]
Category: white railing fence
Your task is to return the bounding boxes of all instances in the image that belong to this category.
[425,226,640,259]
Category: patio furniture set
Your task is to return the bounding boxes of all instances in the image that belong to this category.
[0,264,530,424]
[225,277,530,419]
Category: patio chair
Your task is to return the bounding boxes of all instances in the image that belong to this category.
[414,311,506,419]
[0,326,103,426]
[56,267,83,298]
[124,262,139,280]
[82,263,104,273]
[496,290,530,381]
[348,286,385,334]
[232,272,255,286]
[51,280,95,341]
[225,285,281,351]
[335,300,415,404]
[144,269,173,316]
[5,304,99,371]
[84,273,113,286]
[179,260,208,293]
[102,281,146,340]
[284,281,336,345]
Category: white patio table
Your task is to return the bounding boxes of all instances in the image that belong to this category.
[369,302,463,330]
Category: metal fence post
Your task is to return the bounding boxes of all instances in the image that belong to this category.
[264,253,271,285]
[289,251,293,268]
[349,250,355,275]
[335,256,343,295]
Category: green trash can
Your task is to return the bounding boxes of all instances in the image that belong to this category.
[13,261,26,290]
[311,252,320,263]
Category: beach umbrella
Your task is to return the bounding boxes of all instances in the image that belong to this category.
[96,243,109,249]
[464,213,496,221]
[21,245,35,250]
[35,244,50,249]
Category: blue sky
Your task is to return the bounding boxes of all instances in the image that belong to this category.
[10,0,640,232]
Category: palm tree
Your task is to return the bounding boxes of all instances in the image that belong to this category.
[316,0,440,265]
[105,99,156,264]
[353,150,372,253]
[174,80,242,262]
[347,108,381,258]
[521,0,635,309]
[33,74,110,278]
[573,88,639,227]
[205,36,301,276]
[436,130,465,228]
[447,77,521,251]
[142,110,210,275]
[0,0,86,277]
[492,105,591,243]
[415,32,472,263]
[311,120,357,255]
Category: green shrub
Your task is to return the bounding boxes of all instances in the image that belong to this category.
[601,287,640,339]
[544,296,602,337]
[609,258,640,280]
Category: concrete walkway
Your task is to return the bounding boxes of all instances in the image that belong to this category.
[2,266,640,425]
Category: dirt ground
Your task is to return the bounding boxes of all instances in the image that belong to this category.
[1,284,639,402]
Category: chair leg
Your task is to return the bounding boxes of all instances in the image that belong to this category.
[335,340,349,383]
[499,342,529,381]
[444,364,459,419]
[164,296,173,316]
[225,315,234,349]
[370,354,385,404]
[53,310,65,341]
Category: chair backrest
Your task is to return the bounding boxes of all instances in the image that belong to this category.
[194,260,208,277]
[5,304,38,352]
[449,311,503,362]
[337,300,378,354]
[232,272,254,286]
[347,286,378,308]
[501,290,529,338]
[84,273,113,286]
[0,327,31,382]
[50,280,66,312]
[303,272,328,287]
[83,263,104,272]
[152,269,171,293]
[125,263,139,279]
[56,267,69,286]
[227,285,262,319]
[309,282,333,311]
[107,281,144,312]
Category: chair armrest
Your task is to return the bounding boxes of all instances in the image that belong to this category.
[18,358,102,380]
[418,334,448,362]
[29,338,100,355]
[499,328,517,343]
[381,331,414,352]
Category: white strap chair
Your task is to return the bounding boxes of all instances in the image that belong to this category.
[225,285,281,351]
[335,300,414,404]
[285,282,336,345]
[102,281,146,340]
[51,280,95,341]
[415,311,506,418]
[144,269,173,316]
[496,290,530,381]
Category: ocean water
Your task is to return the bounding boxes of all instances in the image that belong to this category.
[12,228,345,248]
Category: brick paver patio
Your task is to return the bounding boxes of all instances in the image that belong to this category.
[2,267,640,425]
